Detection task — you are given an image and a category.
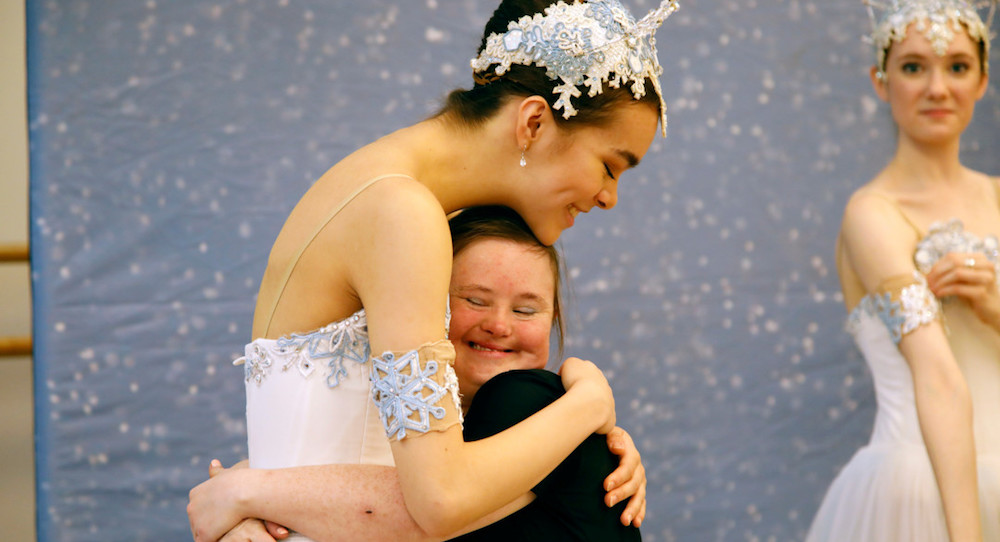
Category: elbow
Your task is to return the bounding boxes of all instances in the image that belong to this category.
[406,491,467,538]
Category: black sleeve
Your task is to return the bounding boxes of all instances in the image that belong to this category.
[461,369,571,497]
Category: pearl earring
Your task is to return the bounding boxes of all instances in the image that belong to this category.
[519,145,527,168]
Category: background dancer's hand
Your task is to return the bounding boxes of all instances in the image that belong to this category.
[926,252,1000,330]
[604,426,647,527]
[558,356,616,434]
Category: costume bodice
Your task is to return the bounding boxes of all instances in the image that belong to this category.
[847,219,1000,453]
[239,308,395,469]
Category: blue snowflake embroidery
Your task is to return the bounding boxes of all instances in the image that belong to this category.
[851,273,939,344]
[238,310,370,388]
[870,291,907,344]
[370,349,450,441]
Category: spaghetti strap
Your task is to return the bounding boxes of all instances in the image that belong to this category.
[991,176,1000,213]
[261,174,416,336]
[865,190,924,238]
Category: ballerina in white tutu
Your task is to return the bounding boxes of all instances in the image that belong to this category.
[187,1,679,540]
[808,1,1000,540]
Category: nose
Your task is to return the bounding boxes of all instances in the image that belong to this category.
[926,67,948,98]
[481,309,512,337]
[596,183,618,210]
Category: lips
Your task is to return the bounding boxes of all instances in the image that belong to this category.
[566,205,583,227]
[469,342,514,354]
[921,108,953,116]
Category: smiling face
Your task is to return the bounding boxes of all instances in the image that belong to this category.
[875,22,989,145]
[516,102,659,246]
[448,237,556,407]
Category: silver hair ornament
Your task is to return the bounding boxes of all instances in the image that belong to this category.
[864,0,997,75]
[471,0,680,136]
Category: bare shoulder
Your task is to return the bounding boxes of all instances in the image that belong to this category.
[840,184,920,292]
[343,178,453,351]
[359,178,450,249]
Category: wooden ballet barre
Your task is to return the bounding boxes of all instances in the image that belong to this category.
[0,336,32,357]
[0,243,29,262]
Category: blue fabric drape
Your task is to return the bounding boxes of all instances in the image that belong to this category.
[28,1,999,540]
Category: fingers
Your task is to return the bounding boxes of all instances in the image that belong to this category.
[264,521,290,539]
[606,460,644,507]
[933,283,989,299]
[218,519,276,542]
[605,426,627,455]
[604,427,640,493]
[616,474,646,527]
[605,427,645,512]
[209,459,225,478]
[635,499,646,527]
[926,254,996,295]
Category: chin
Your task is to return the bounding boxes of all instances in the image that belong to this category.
[536,226,562,246]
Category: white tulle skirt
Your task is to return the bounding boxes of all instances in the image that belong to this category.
[807,443,1000,541]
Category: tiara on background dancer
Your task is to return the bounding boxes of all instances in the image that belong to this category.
[864,0,997,76]
[471,0,680,136]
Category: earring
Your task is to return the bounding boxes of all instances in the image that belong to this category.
[519,145,527,168]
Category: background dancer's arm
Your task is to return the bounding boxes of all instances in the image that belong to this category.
[841,194,982,542]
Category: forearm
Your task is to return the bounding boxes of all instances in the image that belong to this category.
[392,384,608,536]
[913,375,982,541]
[241,465,437,542]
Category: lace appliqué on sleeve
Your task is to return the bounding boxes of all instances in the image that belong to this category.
[857,271,941,344]
[370,340,463,441]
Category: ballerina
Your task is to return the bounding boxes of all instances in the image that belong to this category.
[807,1,1000,540]
[188,1,679,540]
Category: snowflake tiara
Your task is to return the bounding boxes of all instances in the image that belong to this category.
[864,0,997,74]
[471,0,680,136]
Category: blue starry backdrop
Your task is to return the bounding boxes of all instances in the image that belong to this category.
[27,0,999,540]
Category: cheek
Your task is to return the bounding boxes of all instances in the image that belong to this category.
[447,308,478,342]
[515,321,551,364]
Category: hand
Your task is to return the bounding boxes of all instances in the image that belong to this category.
[218,518,279,542]
[558,357,616,434]
[188,459,255,542]
[604,426,647,527]
[925,253,1000,330]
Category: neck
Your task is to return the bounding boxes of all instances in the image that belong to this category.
[888,131,965,186]
[387,110,522,213]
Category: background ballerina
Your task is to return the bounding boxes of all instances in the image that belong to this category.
[808,1,1000,540]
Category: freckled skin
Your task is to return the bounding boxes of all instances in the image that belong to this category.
[448,238,555,409]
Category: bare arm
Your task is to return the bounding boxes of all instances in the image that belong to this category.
[189,185,616,542]
[192,463,435,542]
[349,185,615,536]
[200,425,648,541]
[841,193,981,541]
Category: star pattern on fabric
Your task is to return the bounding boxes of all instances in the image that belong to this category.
[370,349,450,441]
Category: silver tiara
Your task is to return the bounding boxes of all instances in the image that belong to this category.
[864,0,997,74]
[471,0,680,136]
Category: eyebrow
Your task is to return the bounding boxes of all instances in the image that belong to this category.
[616,148,640,169]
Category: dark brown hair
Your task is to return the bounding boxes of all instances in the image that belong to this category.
[437,0,661,130]
[449,205,565,359]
